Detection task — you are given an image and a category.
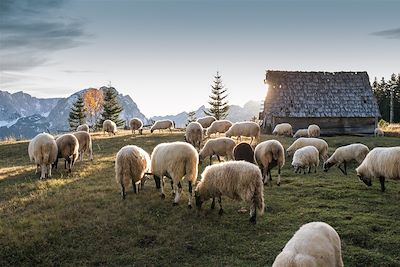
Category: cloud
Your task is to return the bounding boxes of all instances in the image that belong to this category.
[371,27,400,39]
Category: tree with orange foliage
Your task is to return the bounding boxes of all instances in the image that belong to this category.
[83,88,104,128]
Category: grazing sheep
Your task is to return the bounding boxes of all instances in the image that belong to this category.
[196,116,216,128]
[28,133,58,179]
[103,120,117,135]
[292,146,320,174]
[151,142,198,207]
[130,118,143,135]
[195,161,265,224]
[286,137,329,161]
[254,140,285,185]
[72,131,93,162]
[185,121,203,150]
[206,120,233,136]
[272,123,293,137]
[54,134,79,173]
[115,145,151,199]
[198,137,236,165]
[272,222,343,267]
[150,119,174,133]
[374,128,384,137]
[225,121,260,145]
[293,129,309,138]
[356,147,400,192]
[323,144,369,175]
[77,124,89,132]
[307,124,321,137]
[233,142,255,164]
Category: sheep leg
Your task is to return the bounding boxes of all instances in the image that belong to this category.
[121,183,126,200]
[171,180,175,196]
[217,155,221,162]
[211,197,215,209]
[308,166,311,173]
[47,164,52,178]
[209,155,212,166]
[132,179,137,194]
[218,197,223,215]
[40,164,46,179]
[344,161,347,175]
[173,182,181,206]
[277,167,281,186]
[262,166,268,185]
[338,163,346,175]
[379,177,385,192]
[188,181,193,209]
[250,199,257,225]
[80,151,83,162]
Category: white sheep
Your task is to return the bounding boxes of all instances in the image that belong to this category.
[272,123,293,137]
[287,137,329,161]
[115,145,151,199]
[272,222,343,267]
[129,118,143,135]
[151,141,198,207]
[254,140,285,186]
[198,137,236,165]
[196,116,216,128]
[291,146,320,174]
[185,121,203,150]
[293,129,309,138]
[356,146,400,192]
[374,128,384,137]
[103,120,117,135]
[28,133,58,179]
[76,124,89,132]
[308,124,321,137]
[323,144,369,175]
[206,120,233,136]
[54,134,79,173]
[150,119,174,133]
[195,161,265,224]
[225,121,260,145]
[72,131,93,162]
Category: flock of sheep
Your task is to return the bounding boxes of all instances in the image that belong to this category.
[27,116,399,266]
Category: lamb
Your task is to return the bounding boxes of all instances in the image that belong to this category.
[374,128,384,137]
[233,142,255,164]
[195,161,265,224]
[54,134,79,173]
[72,131,93,162]
[129,118,143,135]
[115,145,151,199]
[291,146,320,174]
[308,124,321,137]
[184,121,203,150]
[293,129,309,138]
[356,147,400,192]
[272,123,293,137]
[272,222,343,267]
[323,144,369,175]
[28,133,58,179]
[198,137,236,165]
[151,141,198,207]
[196,116,216,128]
[254,140,285,185]
[225,121,260,145]
[103,120,117,135]
[76,124,89,132]
[286,137,329,161]
[206,120,233,136]
[150,119,174,133]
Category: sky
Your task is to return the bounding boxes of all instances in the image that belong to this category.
[0,0,399,117]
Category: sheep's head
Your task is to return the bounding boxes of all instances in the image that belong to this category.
[323,161,334,172]
[356,169,372,186]
[194,190,203,210]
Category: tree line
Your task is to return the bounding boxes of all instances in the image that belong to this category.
[372,73,400,123]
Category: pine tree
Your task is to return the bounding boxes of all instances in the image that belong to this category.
[96,86,124,128]
[68,95,86,130]
[204,71,229,120]
[186,110,197,126]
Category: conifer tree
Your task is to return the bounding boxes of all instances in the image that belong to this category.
[204,71,229,120]
[96,86,124,128]
[186,110,197,126]
[68,95,86,130]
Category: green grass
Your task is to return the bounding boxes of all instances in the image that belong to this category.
[1,132,399,266]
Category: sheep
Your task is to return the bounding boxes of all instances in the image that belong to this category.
[103,120,117,135]
[323,144,369,175]
[374,128,384,137]
[272,123,293,137]
[254,140,285,185]
[28,133,58,179]
[150,119,174,133]
[129,118,143,135]
[54,134,79,173]
[76,124,89,132]
[356,147,400,192]
[72,131,93,162]
[184,121,203,150]
[225,121,260,145]
[291,146,320,174]
[115,145,151,199]
[286,137,329,161]
[151,141,198,207]
[206,120,233,136]
[233,142,255,164]
[195,161,265,224]
[308,124,321,137]
[196,116,216,128]
[272,222,343,267]
[198,137,236,165]
[293,129,309,138]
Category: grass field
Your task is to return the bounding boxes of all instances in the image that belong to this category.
[0,131,399,266]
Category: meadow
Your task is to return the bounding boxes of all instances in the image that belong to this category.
[0,131,399,266]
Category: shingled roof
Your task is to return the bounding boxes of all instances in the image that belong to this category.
[262,71,380,118]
